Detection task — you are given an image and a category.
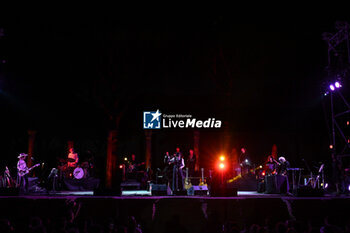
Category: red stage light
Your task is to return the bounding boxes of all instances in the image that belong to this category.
[219,163,225,169]
[119,165,123,169]
[219,155,225,161]
[262,172,265,176]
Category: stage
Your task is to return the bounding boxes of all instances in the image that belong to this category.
[1,191,349,233]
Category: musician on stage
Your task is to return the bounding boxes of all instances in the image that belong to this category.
[67,148,79,168]
[239,148,252,177]
[128,154,138,172]
[186,149,196,177]
[163,152,173,183]
[4,166,15,188]
[17,153,29,193]
[164,151,172,165]
[266,155,279,175]
[277,156,290,176]
[171,147,185,191]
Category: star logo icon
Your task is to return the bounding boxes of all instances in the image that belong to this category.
[150,109,162,122]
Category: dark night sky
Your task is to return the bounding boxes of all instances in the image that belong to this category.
[1,13,350,177]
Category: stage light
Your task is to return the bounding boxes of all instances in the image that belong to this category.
[329,145,333,149]
[347,121,349,126]
[325,183,328,189]
[124,157,128,161]
[245,159,248,163]
[219,163,225,169]
[219,155,225,161]
[259,165,262,169]
[335,81,341,88]
[348,185,350,191]
[329,84,335,91]
[262,171,265,176]
[119,165,123,169]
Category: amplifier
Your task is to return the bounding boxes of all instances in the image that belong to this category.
[150,183,172,196]
[187,185,209,196]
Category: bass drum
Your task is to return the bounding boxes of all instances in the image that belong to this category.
[73,167,84,179]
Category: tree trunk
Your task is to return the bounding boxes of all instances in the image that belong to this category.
[106,130,118,188]
[194,131,200,171]
[27,130,36,169]
[145,130,152,169]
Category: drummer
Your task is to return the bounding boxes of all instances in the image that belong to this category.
[67,148,79,168]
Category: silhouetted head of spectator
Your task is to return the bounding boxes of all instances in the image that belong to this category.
[29,216,43,229]
[275,222,287,233]
[0,218,13,233]
[249,224,261,233]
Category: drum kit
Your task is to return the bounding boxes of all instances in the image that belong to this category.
[57,158,91,180]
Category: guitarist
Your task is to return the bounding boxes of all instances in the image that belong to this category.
[17,153,29,193]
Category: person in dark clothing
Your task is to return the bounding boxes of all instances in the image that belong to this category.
[186,149,196,177]
[266,155,278,175]
[171,148,185,191]
[163,152,173,185]
[277,156,290,176]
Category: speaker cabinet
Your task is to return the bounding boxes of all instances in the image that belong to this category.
[150,184,172,196]
[187,185,209,196]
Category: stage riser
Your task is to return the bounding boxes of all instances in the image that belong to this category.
[0,197,349,233]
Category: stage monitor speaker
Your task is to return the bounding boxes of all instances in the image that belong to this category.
[0,187,19,196]
[265,177,277,194]
[150,184,172,196]
[293,186,324,197]
[188,185,208,196]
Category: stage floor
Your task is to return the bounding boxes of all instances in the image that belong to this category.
[0,190,349,199]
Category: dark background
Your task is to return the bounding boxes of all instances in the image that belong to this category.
[1,13,350,181]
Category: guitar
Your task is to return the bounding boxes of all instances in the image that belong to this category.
[312,164,324,189]
[199,168,207,186]
[184,167,192,190]
[18,163,40,177]
[127,162,145,172]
